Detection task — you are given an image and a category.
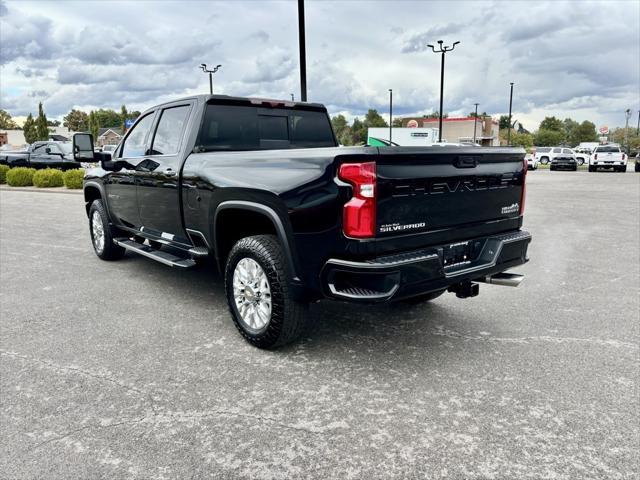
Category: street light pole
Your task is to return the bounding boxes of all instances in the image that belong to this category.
[636,110,639,136]
[473,102,479,145]
[427,40,460,143]
[624,109,631,154]
[507,82,514,146]
[290,93,294,101]
[200,64,221,94]
[298,0,307,102]
[389,89,393,145]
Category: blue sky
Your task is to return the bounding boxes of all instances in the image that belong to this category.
[1,0,638,130]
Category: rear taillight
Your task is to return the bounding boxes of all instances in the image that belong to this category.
[520,156,527,215]
[338,162,376,238]
[594,153,598,160]
[622,153,626,160]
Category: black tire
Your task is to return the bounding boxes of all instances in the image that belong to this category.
[540,156,549,165]
[573,165,578,171]
[635,162,640,172]
[550,165,555,171]
[88,199,126,261]
[401,289,446,305]
[224,235,308,349]
[588,165,596,172]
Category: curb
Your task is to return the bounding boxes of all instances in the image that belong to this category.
[0,185,83,195]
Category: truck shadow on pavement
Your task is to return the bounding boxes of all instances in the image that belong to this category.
[119,253,459,354]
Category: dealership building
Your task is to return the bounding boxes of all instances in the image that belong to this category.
[399,116,500,146]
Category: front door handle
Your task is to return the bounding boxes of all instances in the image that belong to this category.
[164,169,177,177]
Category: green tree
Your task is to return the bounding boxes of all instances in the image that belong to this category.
[47,119,61,127]
[423,111,447,119]
[331,114,349,137]
[35,102,49,141]
[0,109,19,129]
[23,114,38,144]
[392,118,403,127]
[533,129,565,146]
[350,118,366,145]
[568,120,597,145]
[120,105,128,133]
[539,116,564,132]
[499,115,511,130]
[93,109,121,128]
[88,111,99,140]
[468,111,488,118]
[63,109,89,132]
[500,129,533,149]
[363,109,388,128]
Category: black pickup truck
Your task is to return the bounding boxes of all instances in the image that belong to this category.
[0,141,81,170]
[73,94,531,349]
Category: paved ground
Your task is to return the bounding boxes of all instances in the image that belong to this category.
[1,169,639,479]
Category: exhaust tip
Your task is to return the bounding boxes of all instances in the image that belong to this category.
[481,272,524,287]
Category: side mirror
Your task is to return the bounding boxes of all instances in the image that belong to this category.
[45,147,51,154]
[73,133,95,161]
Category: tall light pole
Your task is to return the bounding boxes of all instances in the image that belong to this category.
[507,82,514,146]
[636,110,639,136]
[298,0,307,102]
[624,109,631,154]
[427,40,460,142]
[200,64,221,94]
[473,102,479,145]
[389,89,393,145]
[290,93,294,101]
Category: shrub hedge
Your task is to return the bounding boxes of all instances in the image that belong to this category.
[0,164,9,184]
[6,167,36,187]
[33,168,65,188]
[63,168,85,189]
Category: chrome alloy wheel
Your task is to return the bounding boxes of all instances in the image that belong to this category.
[233,258,272,331]
[91,210,105,253]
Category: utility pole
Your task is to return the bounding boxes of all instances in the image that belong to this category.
[389,89,393,145]
[507,82,514,146]
[200,64,221,94]
[473,102,479,145]
[290,93,294,101]
[298,0,307,102]
[427,40,460,142]
[624,109,631,154]
[636,110,639,136]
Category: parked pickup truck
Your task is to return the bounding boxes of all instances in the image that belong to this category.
[588,144,627,172]
[73,94,531,349]
[0,141,81,170]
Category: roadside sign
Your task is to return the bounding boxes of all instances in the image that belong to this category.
[125,119,135,129]
[406,119,419,128]
[599,126,609,135]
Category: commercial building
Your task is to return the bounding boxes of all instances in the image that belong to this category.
[399,116,500,146]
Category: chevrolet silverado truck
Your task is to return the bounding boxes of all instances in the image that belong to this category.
[588,144,627,172]
[0,141,81,170]
[73,94,531,349]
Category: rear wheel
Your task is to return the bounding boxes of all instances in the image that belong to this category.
[401,289,446,305]
[89,200,125,261]
[588,165,596,172]
[540,156,549,165]
[224,235,308,349]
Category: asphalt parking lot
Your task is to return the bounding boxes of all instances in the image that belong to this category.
[1,169,639,479]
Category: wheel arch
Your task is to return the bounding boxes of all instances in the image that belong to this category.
[83,181,105,217]
[213,201,301,282]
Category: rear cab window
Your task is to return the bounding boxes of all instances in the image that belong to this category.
[595,146,621,153]
[196,101,336,151]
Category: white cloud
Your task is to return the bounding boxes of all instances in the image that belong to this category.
[0,0,638,130]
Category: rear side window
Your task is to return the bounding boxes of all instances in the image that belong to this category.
[536,147,551,152]
[595,146,621,153]
[553,148,561,153]
[150,105,191,155]
[121,113,154,158]
[197,104,335,151]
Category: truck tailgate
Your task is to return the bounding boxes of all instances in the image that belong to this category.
[375,147,526,240]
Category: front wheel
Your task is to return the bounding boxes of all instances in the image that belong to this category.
[540,156,549,165]
[88,200,125,260]
[588,165,596,172]
[224,235,308,349]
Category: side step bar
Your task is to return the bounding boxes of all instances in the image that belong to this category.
[114,238,196,268]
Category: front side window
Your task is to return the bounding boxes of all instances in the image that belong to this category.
[121,113,154,158]
[150,105,191,156]
[562,149,573,154]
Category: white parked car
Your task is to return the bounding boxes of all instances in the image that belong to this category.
[588,144,627,172]
[526,153,538,170]
[535,147,588,165]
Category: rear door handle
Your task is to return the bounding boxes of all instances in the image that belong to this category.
[454,156,479,168]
